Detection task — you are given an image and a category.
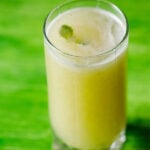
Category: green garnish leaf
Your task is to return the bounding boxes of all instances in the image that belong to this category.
[59,24,89,45]
[75,38,88,45]
[59,25,73,39]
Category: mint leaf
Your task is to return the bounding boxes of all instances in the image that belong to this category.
[75,38,88,45]
[59,25,73,39]
[59,24,88,45]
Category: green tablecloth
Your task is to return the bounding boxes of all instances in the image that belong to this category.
[0,0,149,149]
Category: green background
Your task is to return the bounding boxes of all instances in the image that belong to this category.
[0,0,149,149]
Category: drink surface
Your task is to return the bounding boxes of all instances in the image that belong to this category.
[47,7,125,57]
[45,7,127,149]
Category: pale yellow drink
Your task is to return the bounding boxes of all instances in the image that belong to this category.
[44,3,128,150]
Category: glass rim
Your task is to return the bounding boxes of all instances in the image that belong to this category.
[43,0,129,58]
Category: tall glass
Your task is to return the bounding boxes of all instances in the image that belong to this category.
[43,0,128,149]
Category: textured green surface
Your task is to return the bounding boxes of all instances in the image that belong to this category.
[0,0,150,149]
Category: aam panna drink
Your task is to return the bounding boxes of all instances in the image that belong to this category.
[44,0,128,149]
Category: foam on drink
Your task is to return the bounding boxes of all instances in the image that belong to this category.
[47,8,125,57]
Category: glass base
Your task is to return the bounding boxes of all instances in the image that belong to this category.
[110,131,126,150]
[52,131,126,150]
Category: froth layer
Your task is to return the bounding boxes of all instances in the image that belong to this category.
[47,7,125,57]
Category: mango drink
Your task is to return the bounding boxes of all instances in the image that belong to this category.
[44,1,128,149]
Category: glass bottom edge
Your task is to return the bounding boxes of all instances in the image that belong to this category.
[52,130,126,150]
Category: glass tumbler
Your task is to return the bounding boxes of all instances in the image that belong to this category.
[43,0,128,149]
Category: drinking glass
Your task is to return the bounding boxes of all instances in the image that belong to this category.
[43,0,128,149]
